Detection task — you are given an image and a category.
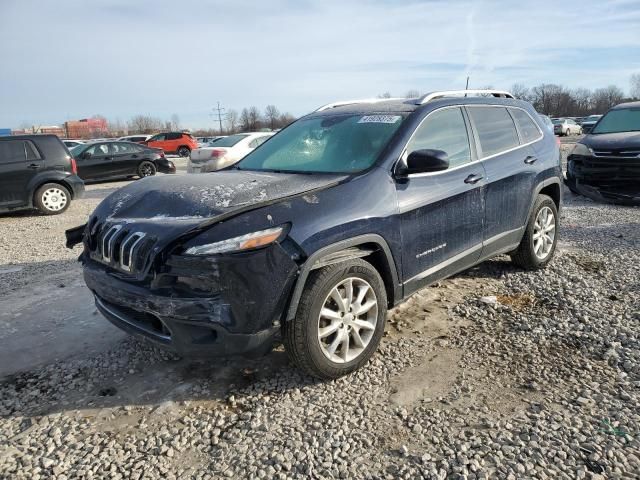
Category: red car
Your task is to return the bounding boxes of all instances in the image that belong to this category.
[145,132,198,157]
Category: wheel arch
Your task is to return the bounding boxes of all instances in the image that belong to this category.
[525,177,561,223]
[31,178,76,206]
[285,234,401,321]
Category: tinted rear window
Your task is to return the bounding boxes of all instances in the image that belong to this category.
[510,109,541,143]
[468,107,519,157]
[214,134,249,147]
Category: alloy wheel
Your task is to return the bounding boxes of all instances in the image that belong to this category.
[532,206,556,259]
[41,187,68,212]
[317,277,378,364]
[140,164,154,176]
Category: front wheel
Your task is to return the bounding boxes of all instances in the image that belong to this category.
[178,146,191,157]
[510,194,558,270]
[138,161,156,178]
[34,183,71,215]
[283,258,387,380]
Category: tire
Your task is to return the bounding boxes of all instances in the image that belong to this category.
[510,194,558,270]
[283,258,387,380]
[137,161,156,178]
[34,183,71,215]
[178,146,191,157]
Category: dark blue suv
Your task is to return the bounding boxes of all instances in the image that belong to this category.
[67,90,562,379]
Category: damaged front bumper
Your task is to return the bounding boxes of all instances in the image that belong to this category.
[566,154,640,205]
[82,243,300,357]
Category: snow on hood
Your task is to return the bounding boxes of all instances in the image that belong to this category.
[93,170,346,230]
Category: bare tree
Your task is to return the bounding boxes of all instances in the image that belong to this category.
[248,106,261,131]
[405,89,421,99]
[377,92,392,98]
[264,105,280,130]
[240,108,251,131]
[226,109,239,133]
[128,115,163,134]
[630,73,640,99]
[510,83,530,101]
[170,114,180,131]
[592,85,624,113]
[278,112,296,128]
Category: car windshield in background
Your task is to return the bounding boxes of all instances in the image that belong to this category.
[213,134,249,147]
[70,144,85,155]
[551,119,563,125]
[591,108,640,134]
[238,114,405,174]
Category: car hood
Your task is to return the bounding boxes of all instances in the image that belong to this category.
[92,169,346,232]
[582,131,640,150]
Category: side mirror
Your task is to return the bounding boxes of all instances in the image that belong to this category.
[82,152,92,159]
[398,149,449,176]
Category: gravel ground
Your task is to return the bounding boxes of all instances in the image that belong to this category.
[1,153,639,479]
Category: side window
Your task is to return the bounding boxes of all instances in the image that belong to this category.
[510,109,542,144]
[406,107,471,168]
[249,136,269,148]
[150,134,166,142]
[0,140,26,163]
[86,144,109,157]
[167,132,181,140]
[468,107,520,157]
[25,141,42,161]
[112,143,133,154]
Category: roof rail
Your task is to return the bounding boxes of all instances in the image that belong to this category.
[315,97,404,112]
[415,90,514,105]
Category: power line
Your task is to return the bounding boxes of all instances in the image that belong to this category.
[210,102,226,134]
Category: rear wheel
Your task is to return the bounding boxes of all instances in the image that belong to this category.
[178,146,191,157]
[283,258,387,380]
[510,194,558,270]
[34,183,70,215]
[138,161,156,178]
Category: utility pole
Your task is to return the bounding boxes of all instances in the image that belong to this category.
[211,102,225,134]
[465,76,470,97]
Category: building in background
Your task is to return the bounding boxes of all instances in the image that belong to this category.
[0,128,11,136]
[64,117,109,139]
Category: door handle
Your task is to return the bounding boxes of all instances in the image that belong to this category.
[27,163,40,169]
[464,174,483,184]
[524,156,538,165]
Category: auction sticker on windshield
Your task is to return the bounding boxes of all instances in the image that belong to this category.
[358,115,402,124]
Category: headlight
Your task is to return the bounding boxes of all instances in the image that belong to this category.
[570,143,593,157]
[184,226,284,255]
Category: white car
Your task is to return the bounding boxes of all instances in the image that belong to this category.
[188,132,274,173]
[117,134,153,143]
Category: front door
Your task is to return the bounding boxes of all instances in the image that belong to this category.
[76,143,112,180]
[396,107,486,296]
[109,142,138,177]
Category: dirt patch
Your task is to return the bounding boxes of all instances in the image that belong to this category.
[497,292,535,311]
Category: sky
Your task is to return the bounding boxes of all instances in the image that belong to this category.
[1,0,639,130]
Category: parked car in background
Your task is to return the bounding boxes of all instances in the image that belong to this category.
[552,118,582,136]
[67,90,562,379]
[187,132,274,173]
[117,134,153,144]
[538,114,554,131]
[0,134,84,215]
[566,102,640,204]
[579,115,603,134]
[145,132,198,157]
[70,141,176,182]
[63,139,85,149]
[197,136,226,147]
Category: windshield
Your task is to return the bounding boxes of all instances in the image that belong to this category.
[213,134,248,147]
[237,113,405,173]
[591,108,640,134]
[552,119,563,125]
[585,115,601,122]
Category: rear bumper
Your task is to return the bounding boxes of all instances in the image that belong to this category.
[82,243,299,356]
[66,175,85,199]
[156,159,176,174]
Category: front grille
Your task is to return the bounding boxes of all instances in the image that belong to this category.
[97,297,171,342]
[593,149,640,158]
[88,221,156,275]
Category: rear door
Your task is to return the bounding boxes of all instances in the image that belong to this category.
[165,132,182,153]
[0,139,37,207]
[466,105,540,256]
[396,107,486,295]
[109,142,139,177]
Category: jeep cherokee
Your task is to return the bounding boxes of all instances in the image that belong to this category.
[66,90,562,379]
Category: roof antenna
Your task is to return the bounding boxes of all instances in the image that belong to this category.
[465,76,470,97]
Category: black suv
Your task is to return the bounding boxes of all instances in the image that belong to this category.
[67,90,562,379]
[1,135,85,215]
[566,101,640,205]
